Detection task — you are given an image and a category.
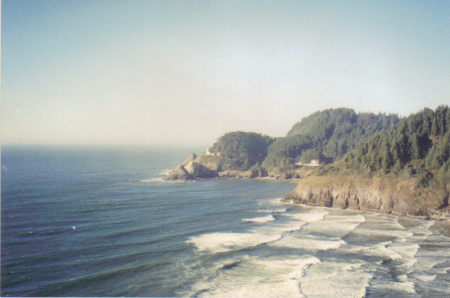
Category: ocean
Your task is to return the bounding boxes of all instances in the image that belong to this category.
[1,146,449,297]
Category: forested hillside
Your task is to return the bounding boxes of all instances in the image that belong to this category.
[209,131,274,171]
[200,109,400,174]
[285,106,449,217]
[334,106,450,188]
[263,108,399,171]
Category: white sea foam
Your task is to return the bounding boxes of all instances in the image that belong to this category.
[300,261,372,298]
[139,178,163,183]
[363,215,406,230]
[360,217,427,265]
[258,197,286,207]
[186,205,449,297]
[412,257,444,273]
[413,232,450,278]
[352,226,413,239]
[302,214,366,237]
[159,169,172,176]
[140,177,189,183]
[434,266,450,275]
[257,207,287,213]
[370,280,416,294]
[275,219,309,234]
[288,211,328,222]
[188,211,312,253]
[190,255,320,298]
[270,235,346,251]
[414,274,437,282]
[344,239,420,275]
[140,169,173,182]
[187,231,283,253]
[188,216,310,253]
[389,243,420,268]
[189,206,354,254]
[369,241,402,260]
[242,215,275,223]
[414,255,450,275]
[346,241,399,260]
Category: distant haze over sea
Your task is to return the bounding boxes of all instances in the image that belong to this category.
[2,1,449,146]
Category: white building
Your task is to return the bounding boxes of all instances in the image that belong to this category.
[205,148,220,156]
[295,160,320,167]
[309,159,320,166]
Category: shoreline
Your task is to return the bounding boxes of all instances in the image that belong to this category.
[433,220,450,237]
[283,175,449,221]
[163,175,301,183]
[285,202,450,239]
[162,173,449,225]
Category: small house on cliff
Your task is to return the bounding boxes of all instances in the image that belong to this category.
[295,160,321,167]
[205,148,220,156]
[309,159,320,166]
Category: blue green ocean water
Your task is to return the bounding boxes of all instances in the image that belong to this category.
[1,146,449,297]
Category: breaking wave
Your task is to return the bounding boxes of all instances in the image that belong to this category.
[184,196,448,297]
[242,215,276,223]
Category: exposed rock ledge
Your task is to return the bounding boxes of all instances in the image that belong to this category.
[164,153,300,181]
[283,175,449,219]
[164,153,218,181]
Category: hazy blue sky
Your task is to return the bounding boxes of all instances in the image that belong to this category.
[2,0,449,146]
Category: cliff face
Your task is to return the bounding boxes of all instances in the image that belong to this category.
[165,152,270,180]
[165,152,307,180]
[165,153,219,180]
[283,176,449,218]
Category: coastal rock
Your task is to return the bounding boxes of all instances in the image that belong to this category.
[165,153,218,180]
[218,170,253,178]
[165,152,303,181]
[283,176,449,218]
[192,162,218,178]
[266,169,300,180]
[217,165,268,179]
[182,153,197,165]
[165,165,194,181]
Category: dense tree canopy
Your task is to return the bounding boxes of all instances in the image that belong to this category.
[209,131,273,171]
[263,108,399,171]
[339,106,449,187]
[204,107,448,185]
[262,135,313,170]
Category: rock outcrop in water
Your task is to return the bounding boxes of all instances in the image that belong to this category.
[165,153,218,180]
[165,152,272,180]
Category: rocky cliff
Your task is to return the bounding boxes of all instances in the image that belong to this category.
[283,175,449,219]
[165,153,219,180]
[165,152,271,180]
[164,151,310,180]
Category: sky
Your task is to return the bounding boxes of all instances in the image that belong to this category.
[2,0,450,146]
